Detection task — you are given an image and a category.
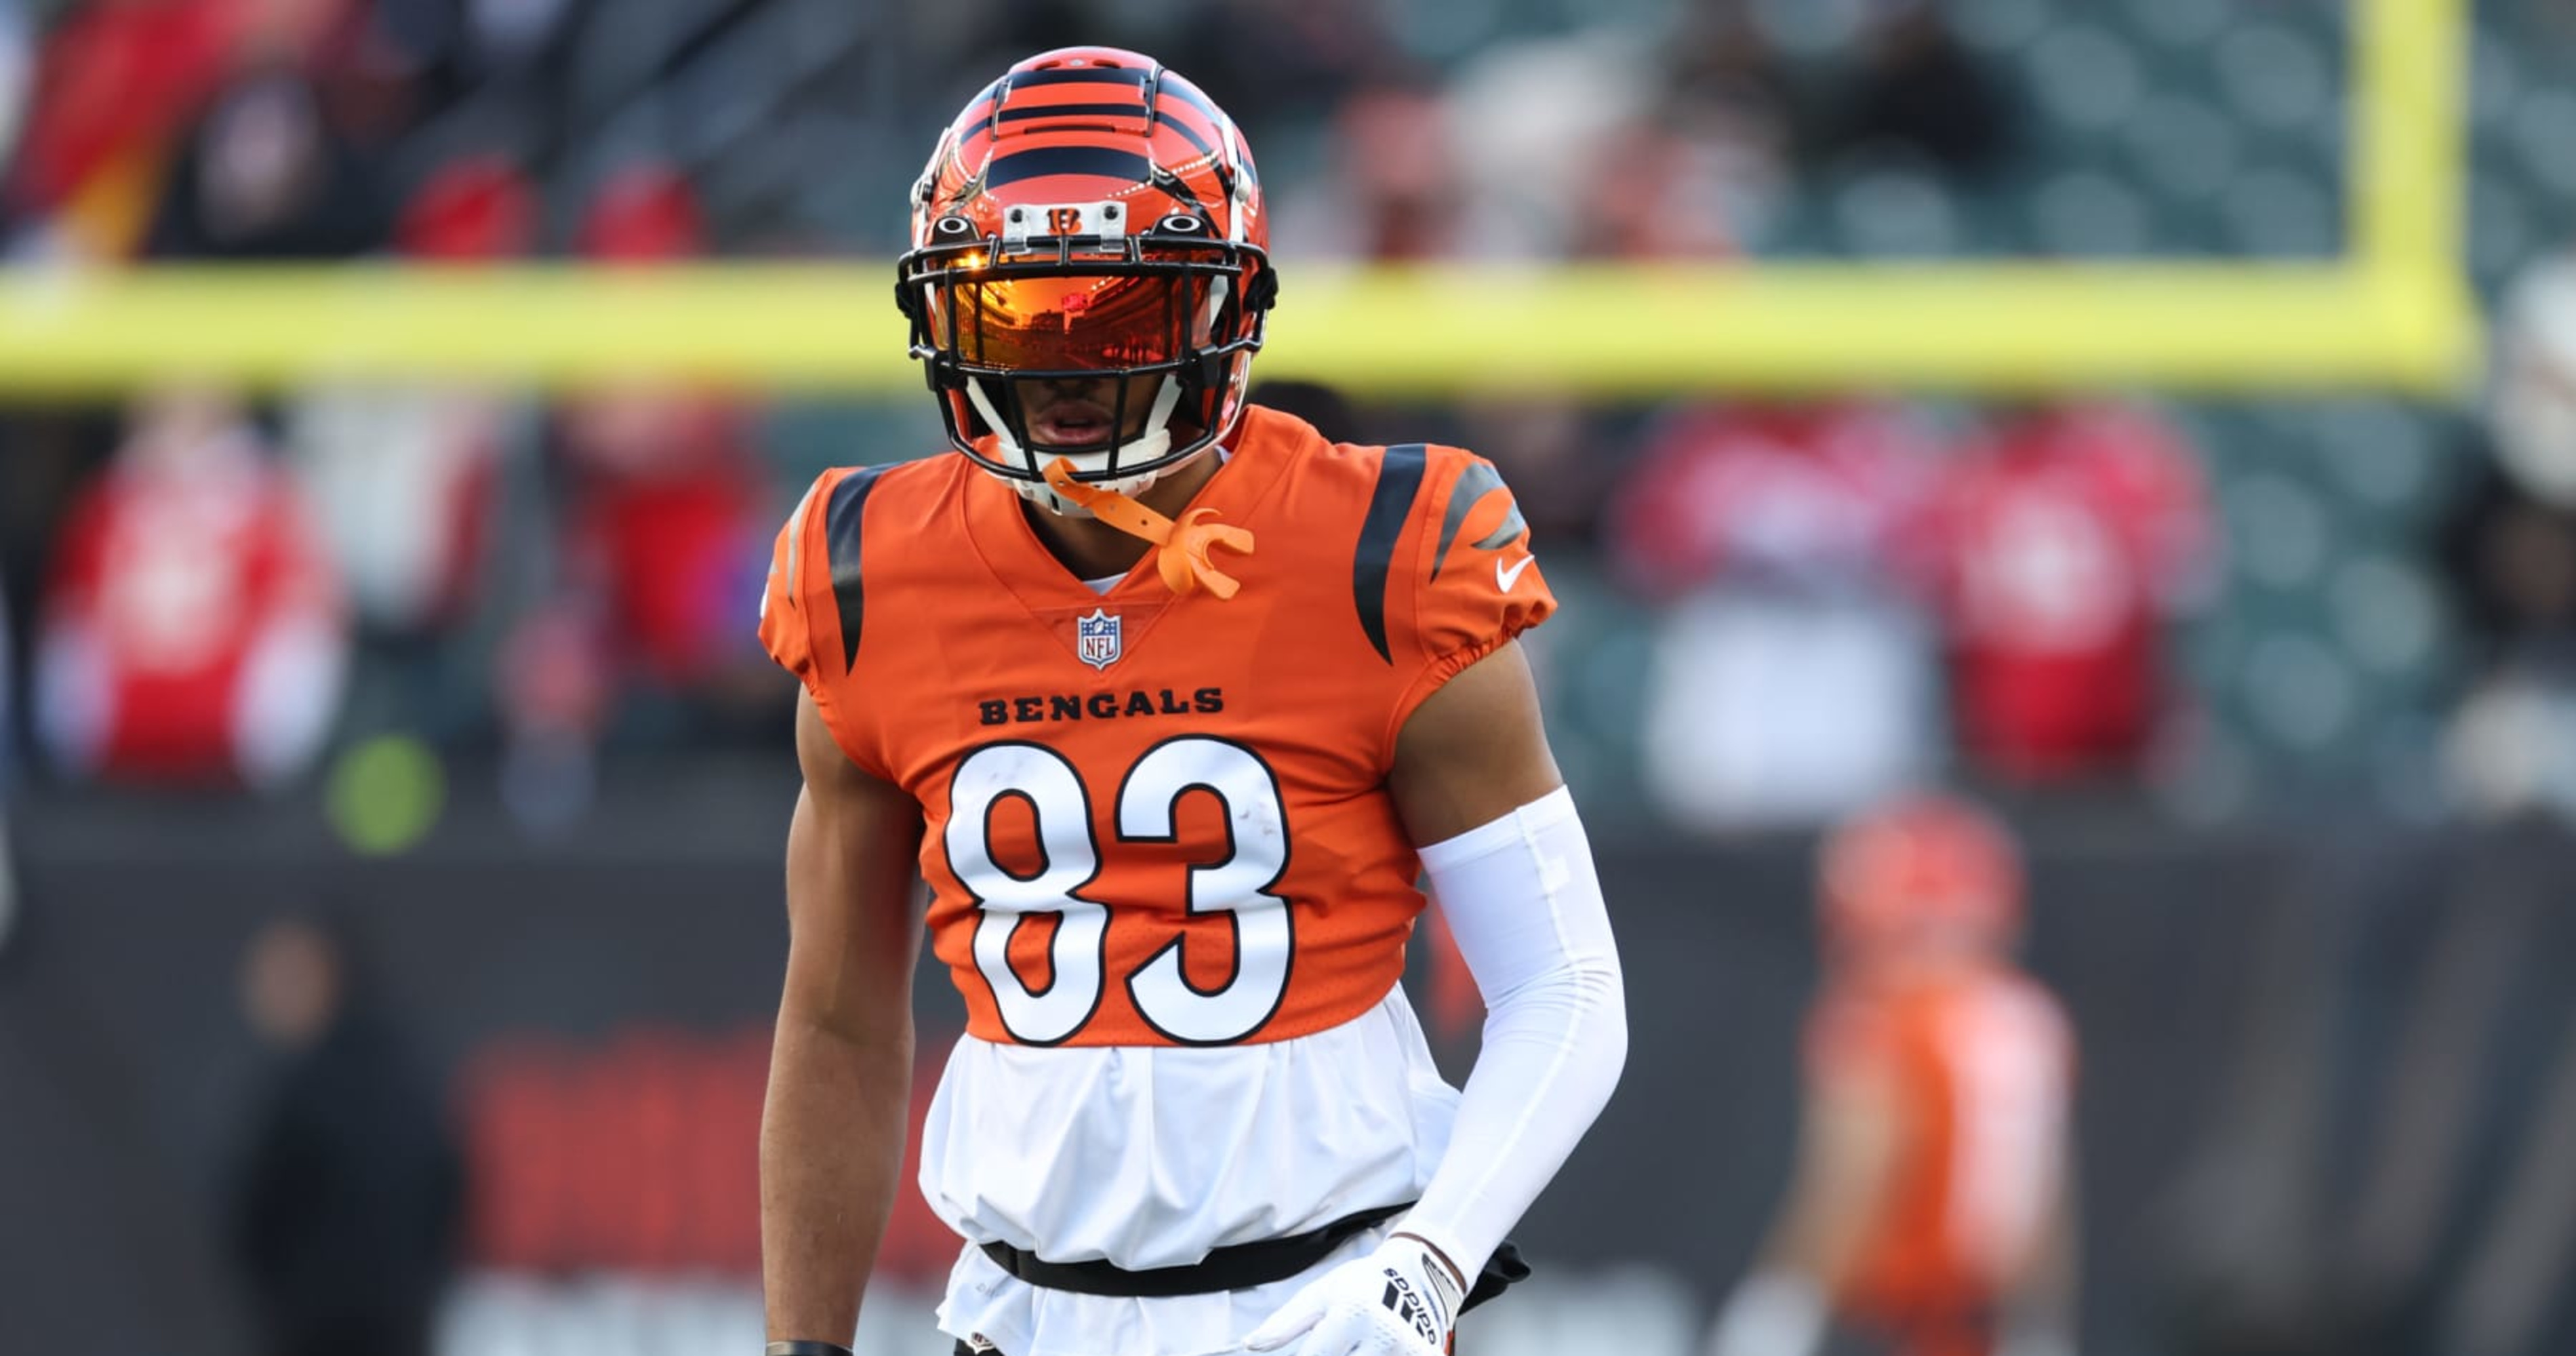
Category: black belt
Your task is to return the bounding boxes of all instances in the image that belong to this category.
[975,1203,1531,1313]
[978,1202,1413,1299]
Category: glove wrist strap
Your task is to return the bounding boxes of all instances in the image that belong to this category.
[766,1342,857,1356]
[1392,1230,1467,1305]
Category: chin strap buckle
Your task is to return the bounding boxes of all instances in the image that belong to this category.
[1042,458,1254,599]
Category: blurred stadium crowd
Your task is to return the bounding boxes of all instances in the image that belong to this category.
[6,2,2576,1356]
[3,0,2575,831]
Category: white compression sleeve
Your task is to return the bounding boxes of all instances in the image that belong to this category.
[1398,785,1627,1282]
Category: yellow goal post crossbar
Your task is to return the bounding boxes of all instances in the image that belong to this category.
[0,0,2475,399]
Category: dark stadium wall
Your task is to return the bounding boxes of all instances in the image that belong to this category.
[3,784,2540,1356]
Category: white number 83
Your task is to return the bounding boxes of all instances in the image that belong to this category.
[943,736,1293,1045]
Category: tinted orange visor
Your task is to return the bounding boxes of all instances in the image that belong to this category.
[931,271,1213,372]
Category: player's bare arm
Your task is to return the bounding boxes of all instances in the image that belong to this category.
[1386,638,1565,845]
[1777,1070,1904,1291]
[761,690,926,1347]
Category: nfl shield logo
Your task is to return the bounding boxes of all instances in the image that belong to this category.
[1076,607,1122,670]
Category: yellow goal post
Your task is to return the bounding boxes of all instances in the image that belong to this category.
[0,0,2473,399]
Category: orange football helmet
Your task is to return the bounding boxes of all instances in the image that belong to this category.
[1817,793,2025,962]
[895,47,1276,511]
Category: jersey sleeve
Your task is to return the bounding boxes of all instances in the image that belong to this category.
[1386,447,1558,735]
[757,468,891,778]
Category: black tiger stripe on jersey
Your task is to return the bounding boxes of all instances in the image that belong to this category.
[826,464,894,669]
[1354,444,1430,664]
[1429,460,1528,582]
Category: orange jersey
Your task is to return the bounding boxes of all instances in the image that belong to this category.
[1807,961,2075,1319]
[758,405,1553,1048]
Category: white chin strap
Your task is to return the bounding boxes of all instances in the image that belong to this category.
[966,376,1188,517]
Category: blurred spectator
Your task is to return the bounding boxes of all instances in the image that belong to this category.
[393,150,534,260]
[1293,77,1459,260]
[1161,0,1388,129]
[2442,245,2576,822]
[556,163,768,700]
[2487,241,2576,513]
[359,0,581,135]
[1709,793,2077,1356]
[1925,403,2213,784]
[496,163,773,803]
[1440,33,1662,258]
[33,388,348,789]
[1574,104,1746,260]
[553,397,768,694]
[1828,1,2017,182]
[5,0,241,258]
[576,159,704,262]
[1652,6,1795,251]
[285,155,530,642]
[144,59,384,258]
[232,911,462,1356]
[1607,402,1942,830]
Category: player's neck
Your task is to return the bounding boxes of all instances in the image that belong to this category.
[1020,449,1224,582]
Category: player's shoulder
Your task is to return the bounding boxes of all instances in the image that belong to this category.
[1236,410,1548,671]
[761,453,965,679]
[783,453,963,536]
[1243,403,1497,504]
[773,454,968,581]
[1258,417,1521,570]
[1946,964,2076,1061]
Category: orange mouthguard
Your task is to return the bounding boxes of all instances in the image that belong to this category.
[1043,458,1255,599]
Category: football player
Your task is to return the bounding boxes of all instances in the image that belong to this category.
[754,47,1626,1356]
[1708,795,2078,1356]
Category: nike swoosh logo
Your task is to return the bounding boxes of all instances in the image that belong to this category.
[1495,553,1536,591]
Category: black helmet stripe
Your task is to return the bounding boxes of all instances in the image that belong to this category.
[1146,105,1220,160]
[1000,102,1159,127]
[1156,77,1224,125]
[985,146,1155,189]
[1007,65,1152,89]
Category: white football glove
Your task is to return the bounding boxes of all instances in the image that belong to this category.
[1243,1234,1465,1356]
